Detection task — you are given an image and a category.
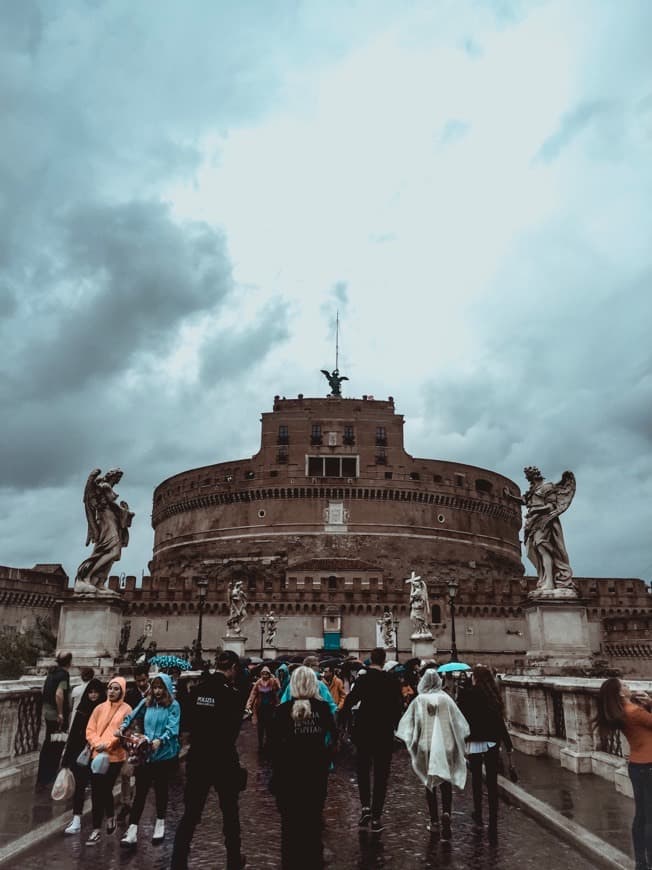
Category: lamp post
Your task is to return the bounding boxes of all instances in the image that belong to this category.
[259,613,269,659]
[447,578,459,662]
[193,578,208,670]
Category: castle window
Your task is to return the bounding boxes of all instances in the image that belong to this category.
[375,427,387,446]
[328,575,337,590]
[433,474,443,483]
[277,425,289,445]
[375,449,387,465]
[384,471,393,479]
[409,472,420,481]
[475,478,493,494]
[277,445,289,464]
[264,578,273,592]
[431,604,442,623]
[311,424,322,446]
[245,470,255,480]
[306,456,359,478]
[343,425,355,446]
[455,473,465,486]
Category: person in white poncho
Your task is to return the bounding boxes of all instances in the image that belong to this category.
[395,668,470,842]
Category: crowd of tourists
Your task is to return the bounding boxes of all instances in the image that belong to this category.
[37,648,652,869]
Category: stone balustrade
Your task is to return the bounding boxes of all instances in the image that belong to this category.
[501,674,652,798]
[0,677,46,791]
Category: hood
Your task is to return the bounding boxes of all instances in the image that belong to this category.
[108,676,127,703]
[154,672,175,697]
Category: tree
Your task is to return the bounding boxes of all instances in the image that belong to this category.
[0,630,40,679]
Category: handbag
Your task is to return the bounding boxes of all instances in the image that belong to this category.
[76,744,92,767]
[50,731,69,744]
[91,752,110,775]
[51,767,75,801]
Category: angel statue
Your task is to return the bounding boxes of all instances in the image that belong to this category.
[264,610,278,647]
[505,466,576,595]
[226,579,248,634]
[378,608,396,649]
[74,468,134,595]
[320,367,348,397]
[405,571,431,637]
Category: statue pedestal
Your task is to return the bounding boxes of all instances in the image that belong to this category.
[263,647,277,660]
[223,635,247,658]
[56,595,125,673]
[522,596,593,674]
[411,634,435,660]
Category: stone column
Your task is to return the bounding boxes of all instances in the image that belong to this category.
[55,594,125,673]
[411,634,436,660]
[223,635,247,658]
[522,593,593,674]
[263,646,277,660]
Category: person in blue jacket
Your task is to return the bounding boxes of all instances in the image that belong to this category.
[279,656,337,716]
[119,673,180,847]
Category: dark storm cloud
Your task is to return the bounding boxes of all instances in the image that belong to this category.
[534,100,614,163]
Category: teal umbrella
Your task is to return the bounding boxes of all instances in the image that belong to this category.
[148,655,192,670]
[437,662,471,674]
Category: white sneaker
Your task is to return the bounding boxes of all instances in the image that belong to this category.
[152,818,165,842]
[120,824,138,847]
[64,815,81,834]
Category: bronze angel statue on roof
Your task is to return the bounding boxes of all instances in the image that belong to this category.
[505,467,576,595]
[321,368,348,397]
[74,468,134,594]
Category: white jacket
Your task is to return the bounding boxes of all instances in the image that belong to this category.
[396,690,470,791]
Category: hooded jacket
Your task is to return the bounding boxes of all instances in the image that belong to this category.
[86,676,131,763]
[396,669,470,791]
[62,679,106,768]
[121,673,180,762]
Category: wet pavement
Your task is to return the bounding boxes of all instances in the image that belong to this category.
[3,724,601,869]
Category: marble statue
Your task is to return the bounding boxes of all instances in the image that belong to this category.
[320,368,348,397]
[378,608,395,648]
[74,468,134,595]
[505,466,576,596]
[264,610,278,647]
[405,571,431,637]
[227,579,248,634]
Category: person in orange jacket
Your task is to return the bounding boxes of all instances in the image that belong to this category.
[85,676,132,846]
[322,665,347,713]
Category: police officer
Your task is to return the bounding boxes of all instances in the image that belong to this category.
[171,650,247,870]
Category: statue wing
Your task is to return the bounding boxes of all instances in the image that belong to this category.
[340,376,349,381]
[548,470,576,521]
[83,469,102,546]
[320,369,331,378]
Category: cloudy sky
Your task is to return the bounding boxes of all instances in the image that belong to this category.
[1,0,650,586]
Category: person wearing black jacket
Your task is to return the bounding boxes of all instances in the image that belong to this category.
[341,647,403,832]
[457,664,513,844]
[62,678,106,834]
[171,650,247,870]
[36,651,72,785]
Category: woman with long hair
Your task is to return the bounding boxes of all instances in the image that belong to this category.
[245,666,281,751]
[62,678,106,835]
[271,665,337,870]
[119,673,180,848]
[396,668,469,842]
[457,664,513,844]
[596,677,652,870]
[85,676,131,845]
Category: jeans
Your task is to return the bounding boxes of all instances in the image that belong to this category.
[629,762,652,870]
[129,758,176,824]
[355,743,393,819]
[257,705,275,749]
[171,761,242,870]
[90,762,123,828]
[469,745,499,830]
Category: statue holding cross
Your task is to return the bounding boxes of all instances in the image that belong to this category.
[405,570,431,637]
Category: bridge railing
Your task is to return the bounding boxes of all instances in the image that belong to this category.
[0,678,46,790]
[500,674,652,797]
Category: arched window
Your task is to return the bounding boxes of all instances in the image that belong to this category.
[431,604,441,624]
[475,478,493,494]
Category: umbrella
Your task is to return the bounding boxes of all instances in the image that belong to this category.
[247,656,263,665]
[320,658,343,669]
[148,655,192,670]
[437,662,471,674]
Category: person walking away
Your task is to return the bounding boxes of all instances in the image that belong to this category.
[70,668,95,719]
[271,666,337,870]
[245,667,280,751]
[85,677,131,845]
[322,666,347,716]
[120,673,180,847]
[37,651,73,786]
[121,663,151,819]
[396,669,469,841]
[61,678,106,835]
[171,651,247,870]
[279,656,338,716]
[457,664,513,844]
[341,647,403,833]
[596,677,652,870]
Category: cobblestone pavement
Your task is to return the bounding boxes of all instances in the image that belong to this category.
[7,722,597,870]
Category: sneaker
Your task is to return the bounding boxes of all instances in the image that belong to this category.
[121,824,138,848]
[64,816,81,835]
[85,830,101,846]
[152,818,165,842]
[370,818,384,833]
[441,812,451,843]
[358,807,372,829]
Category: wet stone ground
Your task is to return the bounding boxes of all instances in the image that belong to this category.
[7,722,597,870]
